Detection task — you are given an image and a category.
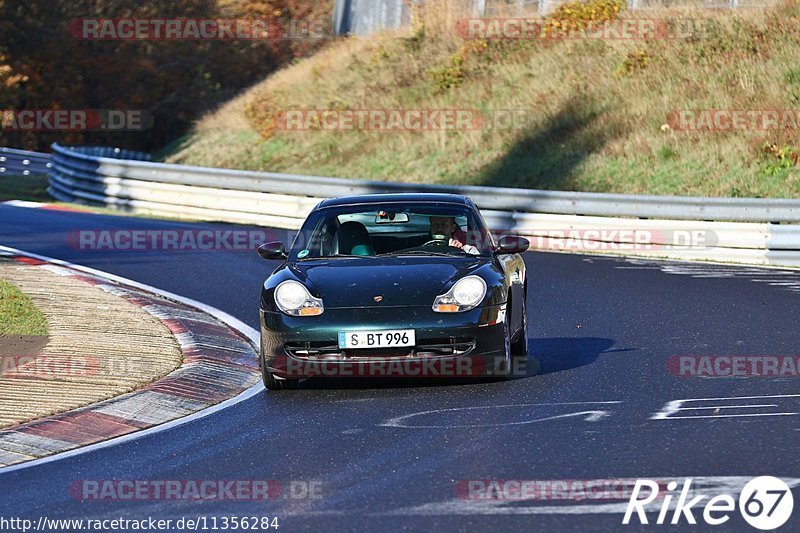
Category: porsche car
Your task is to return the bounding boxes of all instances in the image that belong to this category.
[257,193,530,389]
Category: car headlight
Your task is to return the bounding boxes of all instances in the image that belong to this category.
[433,275,487,313]
[274,280,324,316]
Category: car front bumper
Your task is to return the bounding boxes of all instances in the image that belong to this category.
[260,304,506,379]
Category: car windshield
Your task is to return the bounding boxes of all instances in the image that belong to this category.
[288,202,494,260]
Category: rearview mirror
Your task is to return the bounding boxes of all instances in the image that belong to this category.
[496,235,530,254]
[375,211,410,224]
[258,241,287,260]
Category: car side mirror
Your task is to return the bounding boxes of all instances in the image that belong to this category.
[258,241,287,260]
[496,235,530,254]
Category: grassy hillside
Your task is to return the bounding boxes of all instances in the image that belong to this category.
[163,0,800,198]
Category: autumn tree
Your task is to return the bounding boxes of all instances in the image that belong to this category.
[0,0,332,152]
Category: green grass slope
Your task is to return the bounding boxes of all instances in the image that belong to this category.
[162,0,800,198]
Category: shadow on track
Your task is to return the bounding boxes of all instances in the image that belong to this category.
[270,336,620,390]
[529,336,622,376]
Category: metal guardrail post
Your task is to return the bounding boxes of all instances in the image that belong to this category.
[0,147,52,176]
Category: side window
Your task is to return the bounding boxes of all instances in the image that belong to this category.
[319,221,337,256]
[299,218,337,258]
[473,211,494,250]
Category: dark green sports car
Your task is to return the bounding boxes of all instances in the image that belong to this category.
[257,193,529,389]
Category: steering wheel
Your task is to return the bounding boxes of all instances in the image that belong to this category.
[421,238,450,247]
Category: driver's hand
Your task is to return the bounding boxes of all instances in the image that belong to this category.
[463,244,480,255]
[449,238,464,249]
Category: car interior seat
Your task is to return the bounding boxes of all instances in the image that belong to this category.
[335,221,375,256]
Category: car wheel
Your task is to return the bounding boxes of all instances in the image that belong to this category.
[261,352,299,390]
[510,295,528,364]
[499,306,513,379]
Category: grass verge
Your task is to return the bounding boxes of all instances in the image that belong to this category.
[0,174,50,202]
[0,279,48,336]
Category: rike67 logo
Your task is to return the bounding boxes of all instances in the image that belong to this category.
[623,476,794,530]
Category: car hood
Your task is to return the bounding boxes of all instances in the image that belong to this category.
[290,256,490,308]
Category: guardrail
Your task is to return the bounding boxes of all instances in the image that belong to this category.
[29,143,800,267]
[0,147,52,176]
[49,144,800,223]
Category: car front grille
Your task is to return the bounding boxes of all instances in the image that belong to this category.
[284,337,476,360]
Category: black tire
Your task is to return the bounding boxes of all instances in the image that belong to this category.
[510,292,528,363]
[498,304,513,380]
[261,352,299,390]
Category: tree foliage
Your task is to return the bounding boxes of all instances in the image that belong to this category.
[0,0,332,151]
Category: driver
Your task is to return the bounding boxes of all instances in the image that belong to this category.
[429,216,480,255]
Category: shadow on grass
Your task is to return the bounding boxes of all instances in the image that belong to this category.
[0,174,51,203]
[475,94,618,190]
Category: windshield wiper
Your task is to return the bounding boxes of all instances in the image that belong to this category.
[297,254,371,261]
[378,250,459,257]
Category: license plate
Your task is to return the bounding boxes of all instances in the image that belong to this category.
[338,329,415,349]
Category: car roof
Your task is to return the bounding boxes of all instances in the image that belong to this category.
[316,193,472,209]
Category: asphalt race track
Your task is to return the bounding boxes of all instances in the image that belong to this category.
[1,203,799,532]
